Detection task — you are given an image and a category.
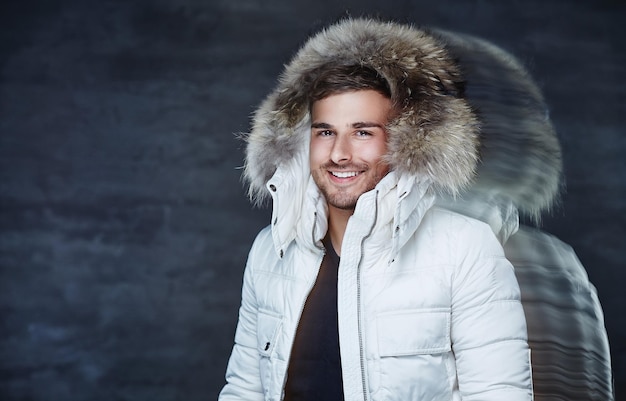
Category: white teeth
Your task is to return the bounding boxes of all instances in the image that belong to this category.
[331,171,359,178]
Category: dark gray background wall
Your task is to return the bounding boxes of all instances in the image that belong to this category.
[1,0,624,400]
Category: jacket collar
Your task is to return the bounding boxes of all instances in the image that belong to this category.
[268,167,435,261]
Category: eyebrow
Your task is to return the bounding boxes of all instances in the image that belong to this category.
[311,122,385,129]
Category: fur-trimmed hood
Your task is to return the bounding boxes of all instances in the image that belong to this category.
[243,18,480,205]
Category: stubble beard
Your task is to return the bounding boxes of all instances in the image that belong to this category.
[311,163,387,211]
[319,183,361,210]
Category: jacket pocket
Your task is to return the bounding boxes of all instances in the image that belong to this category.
[257,309,282,357]
[376,308,451,356]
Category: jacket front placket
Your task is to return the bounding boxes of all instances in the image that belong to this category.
[337,189,379,401]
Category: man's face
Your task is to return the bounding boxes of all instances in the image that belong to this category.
[309,90,391,211]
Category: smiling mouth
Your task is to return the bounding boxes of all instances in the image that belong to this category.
[330,171,360,178]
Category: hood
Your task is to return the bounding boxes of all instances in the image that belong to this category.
[433,30,563,223]
[243,18,480,205]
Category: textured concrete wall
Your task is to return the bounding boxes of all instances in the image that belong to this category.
[1,0,624,400]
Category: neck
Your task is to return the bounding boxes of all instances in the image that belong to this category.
[327,205,354,257]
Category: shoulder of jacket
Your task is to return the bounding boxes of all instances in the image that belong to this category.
[420,206,501,254]
[253,224,273,242]
[424,205,489,231]
[247,225,276,261]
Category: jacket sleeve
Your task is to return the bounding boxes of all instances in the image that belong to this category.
[450,220,533,401]
[218,230,268,401]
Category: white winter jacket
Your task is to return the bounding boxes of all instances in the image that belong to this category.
[220,18,533,401]
[219,171,532,401]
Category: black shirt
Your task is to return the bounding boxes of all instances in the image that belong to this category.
[283,236,344,400]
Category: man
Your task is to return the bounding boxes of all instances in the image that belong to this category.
[219,19,532,401]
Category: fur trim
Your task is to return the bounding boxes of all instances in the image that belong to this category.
[243,18,480,204]
[434,30,563,221]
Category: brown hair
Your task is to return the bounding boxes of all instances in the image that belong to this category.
[308,64,392,105]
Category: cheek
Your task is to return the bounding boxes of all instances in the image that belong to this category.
[309,139,326,167]
[358,140,388,163]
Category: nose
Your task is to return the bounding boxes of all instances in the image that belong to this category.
[330,134,351,164]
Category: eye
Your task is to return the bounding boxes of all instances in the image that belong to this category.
[355,130,372,137]
[317,130,334,137]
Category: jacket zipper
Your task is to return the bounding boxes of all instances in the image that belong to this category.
[357,190,378,401]
[357,259,368,401]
